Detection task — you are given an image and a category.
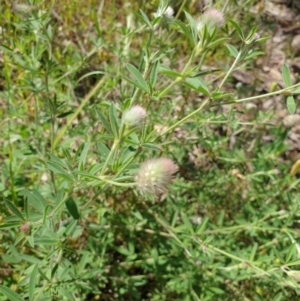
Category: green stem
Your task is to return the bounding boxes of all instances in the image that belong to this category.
[234,82,300,103]
[212,82,300,107]
[99,178,136,187]
[175,0,188,19]
[143,201,193,258]
[53,75,107,149]
[152,97,210,142]
[219,51,241,90]
[100,139,119,176]
[158,46,201,98]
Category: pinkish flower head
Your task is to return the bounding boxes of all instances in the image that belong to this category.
[197,8,224,32]
[20,222,30,233]
[135,158,178,196]
[123,105,147,127]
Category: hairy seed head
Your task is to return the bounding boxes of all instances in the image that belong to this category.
[135,158,178,196]
[123,105,147,127]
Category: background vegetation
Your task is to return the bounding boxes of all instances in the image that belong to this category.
[1,0,300,300]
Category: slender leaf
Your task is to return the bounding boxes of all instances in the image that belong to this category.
[286,243,296,263]
[160,69,183,78]
[142,143,162,151]
[4,199,25,221]
[287,96,296,114]
[97,142,110,159]
[149,60,159,87]
[175,20,194,45]
[126,64,149,93]
[244,51,264,60]
[184,12,198,45]
[0,222,21,229]
[226,44,239,58]
[135,9,151,27]
[0,286,24,301]
[47,162,75,182]
[185,77,210,95]
[64,220,78,236]
[230,20,244,40]
[109,103,119,138]
[282,63,292,87]
[29,264,38,301]
[65,197,80,220]
[245,25,258,43]
[76,71,105,85]
[78,142,90,171]
[97,110,112,134]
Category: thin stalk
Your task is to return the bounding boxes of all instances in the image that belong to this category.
[152,97,210,142]
[142,201,193,258]
[158,46,200,98]
[53,75,107,149]
[100,139,119,176]
[211,81,300,107]
[175,0,188,19]
[218,51,241,89]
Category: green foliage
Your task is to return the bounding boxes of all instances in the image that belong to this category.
[1,0,300,300]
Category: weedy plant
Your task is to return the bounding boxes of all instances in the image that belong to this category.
[2,0,300,300]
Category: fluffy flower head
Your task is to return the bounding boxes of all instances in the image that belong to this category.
[135,158,178,196]
[122,105,147,127]
[197,8,224,32]
[154,6,174,19]
[153,6,174,29]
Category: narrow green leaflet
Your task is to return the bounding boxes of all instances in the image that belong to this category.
[0,222,21,229]
[142,143,162,151]
[180,211,194,234]
[226,44,239,58]
[159,69,183,78]
[64,220,78,236]
[287,96,296,114]
[97,110,112,134]
[135,9,151,27]
[126,64,149,93]
[0,285,24,301]
[149,60,159,87]
[282,63,292,87]
[230,20,244,40]
[97,142,110,159]
[245,25,258,43]
[184,12,198,45]
[29,264,38,301]
[244,51,265,60]
[109,103,119,138]
[47,162,75,182]
[285,257,300,267]
[207,37,228,49]
[65,197,80,220]
[174,19,195,46]
[4,199,25,221]
[78,142,90,171]
[285,243,296,263]
[249,243,258,261]
[75,71,105,85]
[185,77,210,95]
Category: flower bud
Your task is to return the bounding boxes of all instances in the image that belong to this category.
[20,222,30,233]
[122,105,147,127]
[153,6,174,29]
[197,8,224,32]
[135,158,178,196]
